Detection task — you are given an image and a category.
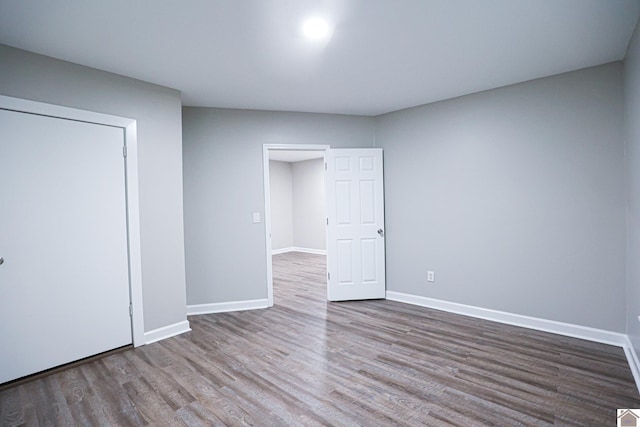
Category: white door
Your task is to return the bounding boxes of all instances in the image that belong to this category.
[325,149,386,301]
[0,109,132,384]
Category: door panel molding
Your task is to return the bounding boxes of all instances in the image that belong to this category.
[326,148,386,301]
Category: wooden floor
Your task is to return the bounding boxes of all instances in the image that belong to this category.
[1,252,639,426]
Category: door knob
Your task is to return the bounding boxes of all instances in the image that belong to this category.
[377,229,384,237]
[0,257,4,266]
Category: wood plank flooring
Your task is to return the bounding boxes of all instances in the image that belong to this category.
[1,251,639,426]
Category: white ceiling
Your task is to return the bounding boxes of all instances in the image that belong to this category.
[270,150,324,163]
[0,0,638,116]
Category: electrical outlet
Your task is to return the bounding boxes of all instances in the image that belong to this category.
[427,271,435,282]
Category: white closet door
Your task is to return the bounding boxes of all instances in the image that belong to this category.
[0,109,132,384]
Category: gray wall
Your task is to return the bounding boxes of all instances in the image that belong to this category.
[292,158,326,251]
[269,160,294,250]
[625,20,640,354]
[375,63,626,332]
[183,108,374,305]
[0,44,188,332]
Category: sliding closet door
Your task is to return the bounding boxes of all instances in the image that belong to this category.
[0,109,132,384]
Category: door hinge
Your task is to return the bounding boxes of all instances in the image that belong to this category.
[129,304,133,317]
[328,272,331,280]
[123,145,128,157]
[325,163,327,171]
[326,218,328,225]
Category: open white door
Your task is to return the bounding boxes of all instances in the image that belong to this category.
[325,149,385,301]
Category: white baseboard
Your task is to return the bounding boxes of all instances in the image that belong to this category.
[623,336,640,393]
[386,291,627,347]
[187,299,269,315]
[294,247,326,255]
[272,247,294,255]
[272,247,326,255]
[144,320,191,345]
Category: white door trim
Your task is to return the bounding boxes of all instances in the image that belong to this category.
[0,95,145,347]
[263,144,330,306]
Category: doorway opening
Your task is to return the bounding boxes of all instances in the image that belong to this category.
[263,144,330,306]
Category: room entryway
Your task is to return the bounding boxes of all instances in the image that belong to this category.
[264,146,328,306]
[263,145,387,306]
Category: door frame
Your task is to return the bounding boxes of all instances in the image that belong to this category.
[263,143,330,306]
[0,95,145,347]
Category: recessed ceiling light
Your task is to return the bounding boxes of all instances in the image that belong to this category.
[302,17,330,40]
